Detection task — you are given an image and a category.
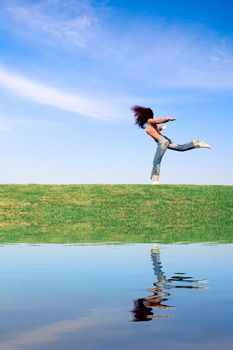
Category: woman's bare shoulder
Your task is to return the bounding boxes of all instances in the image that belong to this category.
[147,118,155,124]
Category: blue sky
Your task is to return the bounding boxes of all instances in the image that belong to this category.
[0,0,232,184]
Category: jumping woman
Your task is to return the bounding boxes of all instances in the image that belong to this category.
[131,105,211,184]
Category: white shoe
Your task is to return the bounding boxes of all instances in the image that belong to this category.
[193,139,211,149]
[198,141,212,149]
[151,175,160,184]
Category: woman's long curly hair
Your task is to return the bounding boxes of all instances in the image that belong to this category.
[131,105,154,129]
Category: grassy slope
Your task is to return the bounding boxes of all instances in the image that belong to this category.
[0,185,232,243]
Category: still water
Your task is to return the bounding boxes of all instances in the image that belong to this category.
[0,243,232,350]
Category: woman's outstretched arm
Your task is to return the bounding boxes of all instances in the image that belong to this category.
[147,118,176,124]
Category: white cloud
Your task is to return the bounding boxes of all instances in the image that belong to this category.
[99,21,233,90]
[1,0,233,92]
[0,65,123,120]
[5,0,101,49]
[0,308,121,350]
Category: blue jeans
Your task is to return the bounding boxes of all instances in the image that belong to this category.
[151,136,197,178]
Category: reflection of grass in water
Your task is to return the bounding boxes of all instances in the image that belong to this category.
[0,184,232,243]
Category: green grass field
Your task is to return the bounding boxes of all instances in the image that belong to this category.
[0,185,232,243]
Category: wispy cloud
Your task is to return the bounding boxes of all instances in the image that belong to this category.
[1,0,233,92]
[98,20,233,90]
[4,0,101,49]
[0,65,123,120]
[0,308,121,350]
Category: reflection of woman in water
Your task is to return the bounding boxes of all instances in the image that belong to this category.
[132,245,175,321]
[131,105,211,184]
[132,244,208,322]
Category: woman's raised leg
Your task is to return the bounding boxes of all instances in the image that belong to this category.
[168,139,211,151]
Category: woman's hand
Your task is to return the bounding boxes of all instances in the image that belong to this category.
[168,118,176,121]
